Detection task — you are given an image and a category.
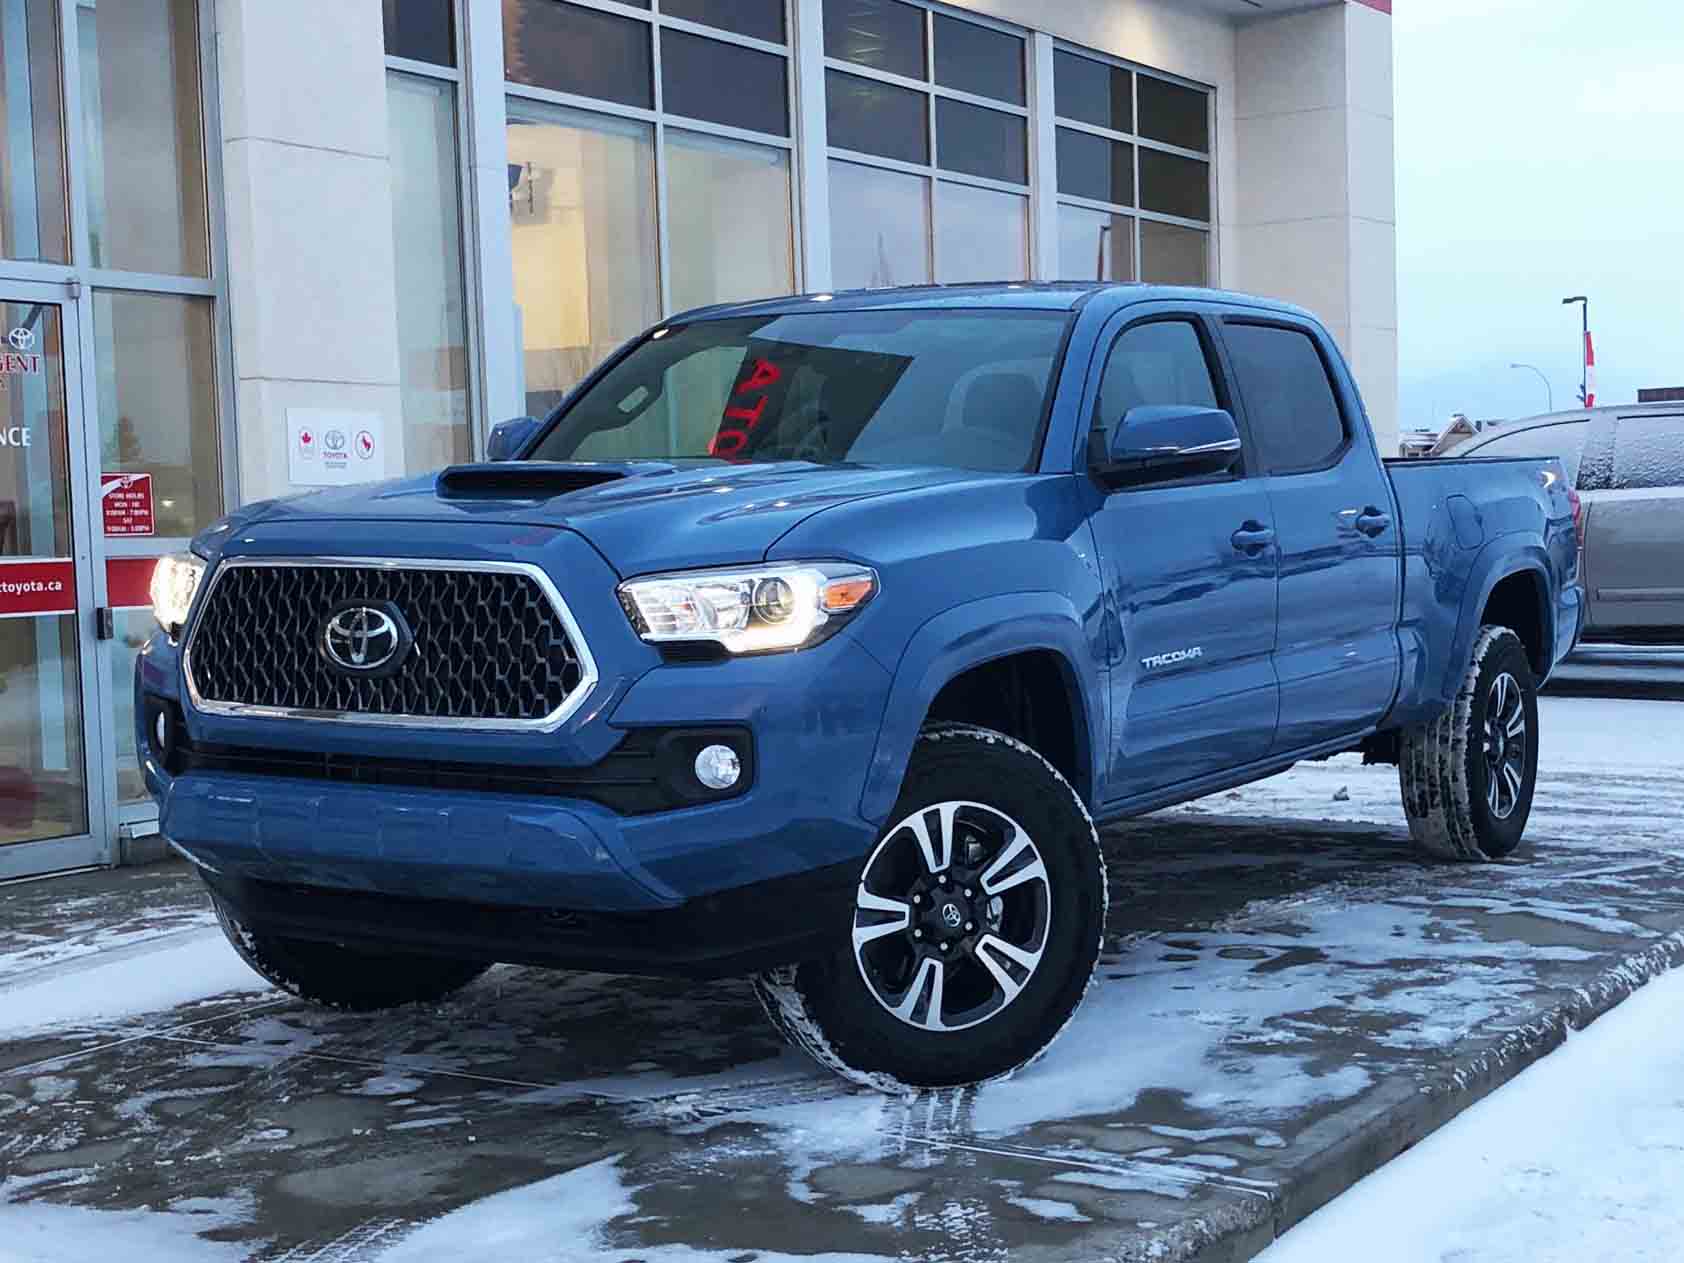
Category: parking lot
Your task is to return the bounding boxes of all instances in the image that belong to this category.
[5,684,1684,1262]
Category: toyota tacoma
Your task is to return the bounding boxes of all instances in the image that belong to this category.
[139,284,1583,1090]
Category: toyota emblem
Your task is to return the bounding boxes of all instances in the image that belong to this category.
[320,603,408,673]
[7,326,34,351]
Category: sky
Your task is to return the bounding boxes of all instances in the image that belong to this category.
[1394,0,1684,429]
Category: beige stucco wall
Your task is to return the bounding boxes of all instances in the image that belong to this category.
[1234,1,1399,453]
[215,0,403,503]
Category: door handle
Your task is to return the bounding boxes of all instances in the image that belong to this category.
[1354,507,1392,538]
[1230,522,1276,554]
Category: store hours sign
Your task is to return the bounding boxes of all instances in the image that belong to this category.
[287,408,388,487]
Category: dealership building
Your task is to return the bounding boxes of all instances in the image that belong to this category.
[0,0,1395,879]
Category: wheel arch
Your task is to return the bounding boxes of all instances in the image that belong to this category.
[858,594,1104,828]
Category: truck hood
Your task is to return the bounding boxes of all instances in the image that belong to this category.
[239,461,982,575]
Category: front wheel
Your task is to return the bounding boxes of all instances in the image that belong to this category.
[754,724,1106,1091]
[212,896,492,1012]
[1398,625,1540,861]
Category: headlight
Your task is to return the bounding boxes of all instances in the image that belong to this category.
[618,563,878,654]
[150,552,207,636]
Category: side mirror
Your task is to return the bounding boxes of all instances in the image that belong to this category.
[1098,405,1242,487]
[486,416,540,462]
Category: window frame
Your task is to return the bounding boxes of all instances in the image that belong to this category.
[1219,315,1354,478]
[1083,310,1250,491]
[499,0,803,325]
[821,0,1034,285]
[385,0,485,458]
[1049,38,1214,284]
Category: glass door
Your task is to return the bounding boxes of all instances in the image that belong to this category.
[0,286,108,878]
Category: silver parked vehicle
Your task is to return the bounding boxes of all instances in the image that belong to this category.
[1455,404,1684,644]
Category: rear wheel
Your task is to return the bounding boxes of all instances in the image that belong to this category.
[212,897,492,1012]
[754,724,1106,1091]
[1398,625,1539,861]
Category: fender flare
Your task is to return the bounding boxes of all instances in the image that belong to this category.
[856,592,1105,828]
[1439,540,1553,703]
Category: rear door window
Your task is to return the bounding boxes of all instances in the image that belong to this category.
[1222,322,1348,474]
[1462,419,1592,485]
[1612,413,1684,490]
[1091,319,1224,470]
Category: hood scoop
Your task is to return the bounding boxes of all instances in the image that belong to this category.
[435,462,630,501]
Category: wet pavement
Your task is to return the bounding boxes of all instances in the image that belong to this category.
[5,720,1684,1262]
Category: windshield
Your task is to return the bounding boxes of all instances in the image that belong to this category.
[529,309,1071,471]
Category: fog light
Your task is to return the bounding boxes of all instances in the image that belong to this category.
[694,743,741,791]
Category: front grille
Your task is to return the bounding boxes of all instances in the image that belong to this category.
[186,561,589,726]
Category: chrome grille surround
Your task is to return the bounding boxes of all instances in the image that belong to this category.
[181,557,599,732]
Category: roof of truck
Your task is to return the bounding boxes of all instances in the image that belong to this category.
[668,282,1317,322]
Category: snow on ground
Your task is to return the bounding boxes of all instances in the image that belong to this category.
[1255,965,1684,1263]
[0,928,269,1039]
[381,1156,892,1262]
[1171,696,1684,842]
[3,1197,252,1263]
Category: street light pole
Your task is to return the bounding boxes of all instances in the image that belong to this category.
[1562,296,1588,405]
[1508,363,1553,414]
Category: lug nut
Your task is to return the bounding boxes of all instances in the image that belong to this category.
[939,875,949,888]
[913,929,923,940]
[964,888,974,898]
[938,942,948,952]
[912,894,921,905]
[964,921,974,932]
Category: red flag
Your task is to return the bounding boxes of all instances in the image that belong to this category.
[1584,331,1597,407]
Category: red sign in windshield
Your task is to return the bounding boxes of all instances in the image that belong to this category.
[709,357,784,460]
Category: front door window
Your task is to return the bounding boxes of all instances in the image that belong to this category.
[0,299,89,846]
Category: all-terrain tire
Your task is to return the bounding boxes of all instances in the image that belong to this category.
[1398,625,1539,861]
[753,724,1107,1092]
[212,897,492,1011]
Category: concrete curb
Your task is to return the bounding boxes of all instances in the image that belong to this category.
[1224,930,1684,1260]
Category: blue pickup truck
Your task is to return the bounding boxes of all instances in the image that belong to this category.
[139,284,1582,1090]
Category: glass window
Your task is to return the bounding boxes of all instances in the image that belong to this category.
[0,0,68,263]
[532,309,1071,472]
[827,159,929,289]
[935,98,1026,184]
[826,69,927,164]
[661,0,784,44]
[1138,74,1209,152]
[666,129,794,312]
[77,0,209,276]
[503,0,653,109]
[1055,50,1130,134]
[1095,320,1218,438]
[1140,220,1208,285]
[1057,205,1134,282]
[1224,323,1347,474]
[92,292,220,538]
[388,73,473,473]
[1612,414,1684,491]
[1056,128,1132,205]
[507,106,659,417]
[1464,421,1591,485]
[1139,147,1210,221]
[384,0,455,65]
[0,301,88,845]
[936,183,1026,283]
[932,14,1024,105]
[662,30,788,136]
[823,0,925,80]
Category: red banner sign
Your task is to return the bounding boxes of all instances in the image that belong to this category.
[106,557,157,610]
[101,472,155,537]
[0,559,75,619]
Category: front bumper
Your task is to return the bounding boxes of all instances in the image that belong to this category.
[137,531,893,972]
